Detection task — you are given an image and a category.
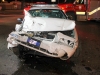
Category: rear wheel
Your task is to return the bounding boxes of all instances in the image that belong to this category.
[66,12,77,21]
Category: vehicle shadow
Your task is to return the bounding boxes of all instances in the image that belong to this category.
[12,55,78,75]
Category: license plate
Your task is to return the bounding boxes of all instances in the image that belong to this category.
[27,38,40,47]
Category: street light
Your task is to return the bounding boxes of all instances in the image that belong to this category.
[2,0,5,2]
[51,0,56,2]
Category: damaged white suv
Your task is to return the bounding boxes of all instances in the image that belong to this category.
[7,5,78,60]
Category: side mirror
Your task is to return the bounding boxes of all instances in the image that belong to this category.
[15,24,22,31]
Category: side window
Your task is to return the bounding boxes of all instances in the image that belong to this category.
[74,0,84,4]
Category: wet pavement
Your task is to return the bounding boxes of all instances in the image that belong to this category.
[0,10,100,75]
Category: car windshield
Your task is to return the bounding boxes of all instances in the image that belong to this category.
[28,9,67,19]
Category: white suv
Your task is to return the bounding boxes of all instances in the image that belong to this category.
[7,4,78,60]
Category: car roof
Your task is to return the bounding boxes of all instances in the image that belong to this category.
[30,4,61,10]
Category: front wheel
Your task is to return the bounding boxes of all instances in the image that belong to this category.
[12,45,28,59]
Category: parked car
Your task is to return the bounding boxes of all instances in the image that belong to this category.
[7,4,78,60]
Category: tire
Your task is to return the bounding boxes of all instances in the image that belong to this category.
[73,48,80,57]
[10,47,20,56]
[70,40,81,63]
[73,39,81,58]
[12,45,27,59]
[66,12,77,21]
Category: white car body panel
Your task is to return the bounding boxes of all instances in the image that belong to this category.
[22,16,75,32]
